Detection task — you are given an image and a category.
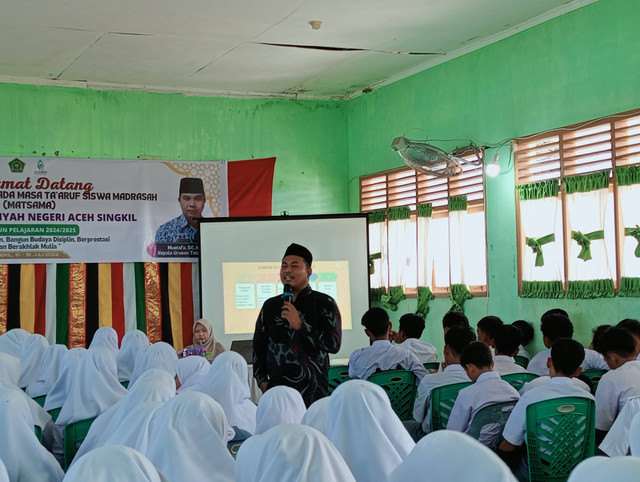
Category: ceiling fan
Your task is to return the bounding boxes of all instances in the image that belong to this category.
[391,136,483,177]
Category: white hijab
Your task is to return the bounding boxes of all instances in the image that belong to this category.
[0,328,29,357]
[147,392,236,482]
[72,369,176,463]
[176,356,209,393]
[236,424,356,482]
[17,333,49,388]
[56,346,127,426]
[0,458,8,482]
[0,387,64,482]
[202,351,257,433]
[255,385,306,435]
[64,445,169,482]
[26,343,68,397]
[390,430,516,482]
[301,396,330,435]
[0,352,21,386]
[0,369,52,430]
[326,380,415,482]
[129,342,178,387]
[89,326,119,357]
[117,330,149,381]
[103,401,165,455]
[43,347,86,411]
[568,456,640,482]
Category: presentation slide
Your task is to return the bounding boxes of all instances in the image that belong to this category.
[199,214,370,360]
[222,260,352,334]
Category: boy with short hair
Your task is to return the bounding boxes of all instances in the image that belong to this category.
[446,341,520,445]
[616,319,640,357]
[498,338,593,476]
[442,311,470,334]
[407,326,476,440]
[476,315,504,347]
[348,307,427,382]
[594,326,640,441]
[511,319,534,360]
[492,325,527,375]
[392,313,437,363]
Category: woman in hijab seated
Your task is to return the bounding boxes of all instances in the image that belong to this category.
[301,396,330,435]
[71,368,176,463]
[17,333,49,390]
[175,356,209,393]
[117,330,149,384]
[326,380,416,482]
[179,318,225,363]
[128,342,178,388]
[146,391,235,482]
[26,343,68,398]
[236,424,356,482]
[254,385,307,435]
[0,386,64,482]
[0,328,30,358]
[89,326,119,358]
[64,445,168,482]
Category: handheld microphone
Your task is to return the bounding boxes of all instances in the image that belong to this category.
[282,283,293,303]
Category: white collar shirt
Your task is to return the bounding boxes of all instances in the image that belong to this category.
[348,340,427,382]
[493,355,528,375]
[595,360,640,431]
[399,338,438,363]
[599,396,640,457]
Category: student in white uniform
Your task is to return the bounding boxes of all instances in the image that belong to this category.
[43,347,86,412]
[492,325,528,376]
[617,319,640,357]
[567,455,640,482]
[407,325,475,441]
[89,326,119,357]
[175,356,209,393]
[254,385,306,435]
[594,326,640,443]
[511,320,534,360]
[476,315,503,349]
[26,343,68,397]
[391,313,437,363]
[236,424,356,482]
[301,396,329,435]
[599,396,640,456]
[116,330,149,382]
[497,338,593,479]
[17,333,49,389]
[0,328,29,358]
[348,308,427,382]
[447,342,519,446]
[128,342,178,387]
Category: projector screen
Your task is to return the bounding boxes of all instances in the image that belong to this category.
[199,214,370,360]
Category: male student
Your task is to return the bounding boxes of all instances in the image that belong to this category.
[497,338,594,478]
[527,310,607,376]
[594,326,640,442]
[348,307,427,382]
[442,311,470,334]
[476,315,504,348]
[446,341,519,446]
[391,313,438,363]
[406,326,476,441]
[617,319,640,357]
[492,325,528,375]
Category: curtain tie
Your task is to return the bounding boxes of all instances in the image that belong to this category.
[571,230,604,261]
[525,234,555,266]
[625,225,640,258]
[368,252,381,275]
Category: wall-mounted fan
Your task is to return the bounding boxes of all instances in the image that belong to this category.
[391,136,483,178]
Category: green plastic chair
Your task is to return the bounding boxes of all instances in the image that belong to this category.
[63,417,96,469]
[34,425,43,443]
[32,395,46,407]
[514,355,529,369]
[423,362,440,372]
[582,369,607,395]
[48,407,61,423]
[467,401,516,449]
[430,381,472,431]
[121,380,130,389]
[526,396,596,482]
[328,365,350,393]
[501,372,538,392]
[367,369,416,421]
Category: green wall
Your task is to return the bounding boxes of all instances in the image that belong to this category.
[0,84,349,216]
[346,0,640,354]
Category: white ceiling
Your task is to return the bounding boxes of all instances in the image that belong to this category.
[0,0,598,100]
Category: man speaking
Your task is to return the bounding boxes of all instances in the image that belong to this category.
[253,243,342,406]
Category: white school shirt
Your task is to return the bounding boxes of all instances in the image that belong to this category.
[399,338,438,363]
[599,396,640,456]
[235,424,356,482]
[348,339,428,382]
[502,376,594,446]
[517,345,531,360]
[412,364,470,433]
[492,355,528,375]
[446,371,520,439]
[595,359,640,431]
[527,348,608,376]
[520,376,590,395]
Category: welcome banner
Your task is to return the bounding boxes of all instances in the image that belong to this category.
[0,157,228,263]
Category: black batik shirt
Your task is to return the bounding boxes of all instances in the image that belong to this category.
[252,285,342,406]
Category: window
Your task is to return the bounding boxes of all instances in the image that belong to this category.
[360,150,487,311]
[515,108,640,298]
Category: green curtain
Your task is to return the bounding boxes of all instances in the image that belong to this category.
[448,196,467,212]
[516,179,559,200]
[566,279,615,299]
[368,209,387,224]
[525,234,556,266]
[563,170,610,194]
[415,286,435,318]
[417,203,433,218]
[614,165,640,186]
[449,284,472,312]
[624,226,640,257]
[388,206,411,221]
[571,230,605,261]
[381,285,406,311]
[520,281,565,299]
[369,287,387,303]
[619,277,640,297]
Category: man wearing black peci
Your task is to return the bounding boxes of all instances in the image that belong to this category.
[253,243,342,406]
